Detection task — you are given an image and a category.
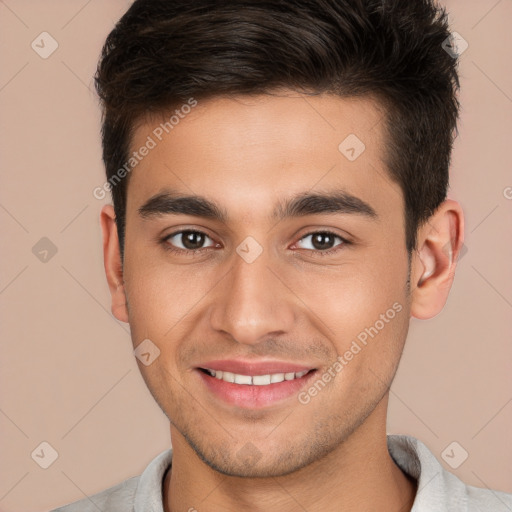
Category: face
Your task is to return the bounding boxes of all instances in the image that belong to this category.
[118,92,414,477]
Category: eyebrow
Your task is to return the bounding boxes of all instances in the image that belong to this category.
[138,189,378,222]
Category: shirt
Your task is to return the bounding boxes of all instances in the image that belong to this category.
[50,434,512,511]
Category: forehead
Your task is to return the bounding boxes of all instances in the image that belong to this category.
[126,92,401,223]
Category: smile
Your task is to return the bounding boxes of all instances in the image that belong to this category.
[196,365,318,409]
[201,368,310,386]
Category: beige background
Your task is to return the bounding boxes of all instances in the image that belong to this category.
[0,1,511,510]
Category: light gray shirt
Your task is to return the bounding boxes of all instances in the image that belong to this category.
[51,434,512,511]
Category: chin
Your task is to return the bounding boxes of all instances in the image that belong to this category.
[187,434,333,479]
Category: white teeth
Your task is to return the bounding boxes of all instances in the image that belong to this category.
[234,374,252,385]
[204,368,311,385]
[253,374,271,386]
[222,371,235,383]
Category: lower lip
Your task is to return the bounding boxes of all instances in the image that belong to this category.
[197,369,317,409]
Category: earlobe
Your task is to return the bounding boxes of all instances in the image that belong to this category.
[100,205,129,323]
[410,199,465,320]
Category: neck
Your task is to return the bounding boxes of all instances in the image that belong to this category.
[164,402,417,512]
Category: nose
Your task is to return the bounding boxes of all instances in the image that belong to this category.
[208,248,296,345]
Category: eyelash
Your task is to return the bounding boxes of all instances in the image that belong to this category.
[160,229,351,258]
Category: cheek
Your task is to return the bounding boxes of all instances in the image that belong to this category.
[123,258,213,339]
[319,299,409,408]
[285,253,410,376]
[284,252,407,328]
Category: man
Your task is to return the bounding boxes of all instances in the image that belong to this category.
[53,0,512,510]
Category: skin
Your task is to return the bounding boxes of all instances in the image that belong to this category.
[101,91,464,512]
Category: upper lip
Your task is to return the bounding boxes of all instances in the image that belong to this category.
[197,359,316,376]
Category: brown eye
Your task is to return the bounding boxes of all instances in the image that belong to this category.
[164,230,216,252]
[296,231,346,252]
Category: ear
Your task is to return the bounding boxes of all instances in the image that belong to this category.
[410,199,465,320]
[100,204,129,323]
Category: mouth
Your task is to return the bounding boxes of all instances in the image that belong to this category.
[195,362,318,409]
[199,367,312,385]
